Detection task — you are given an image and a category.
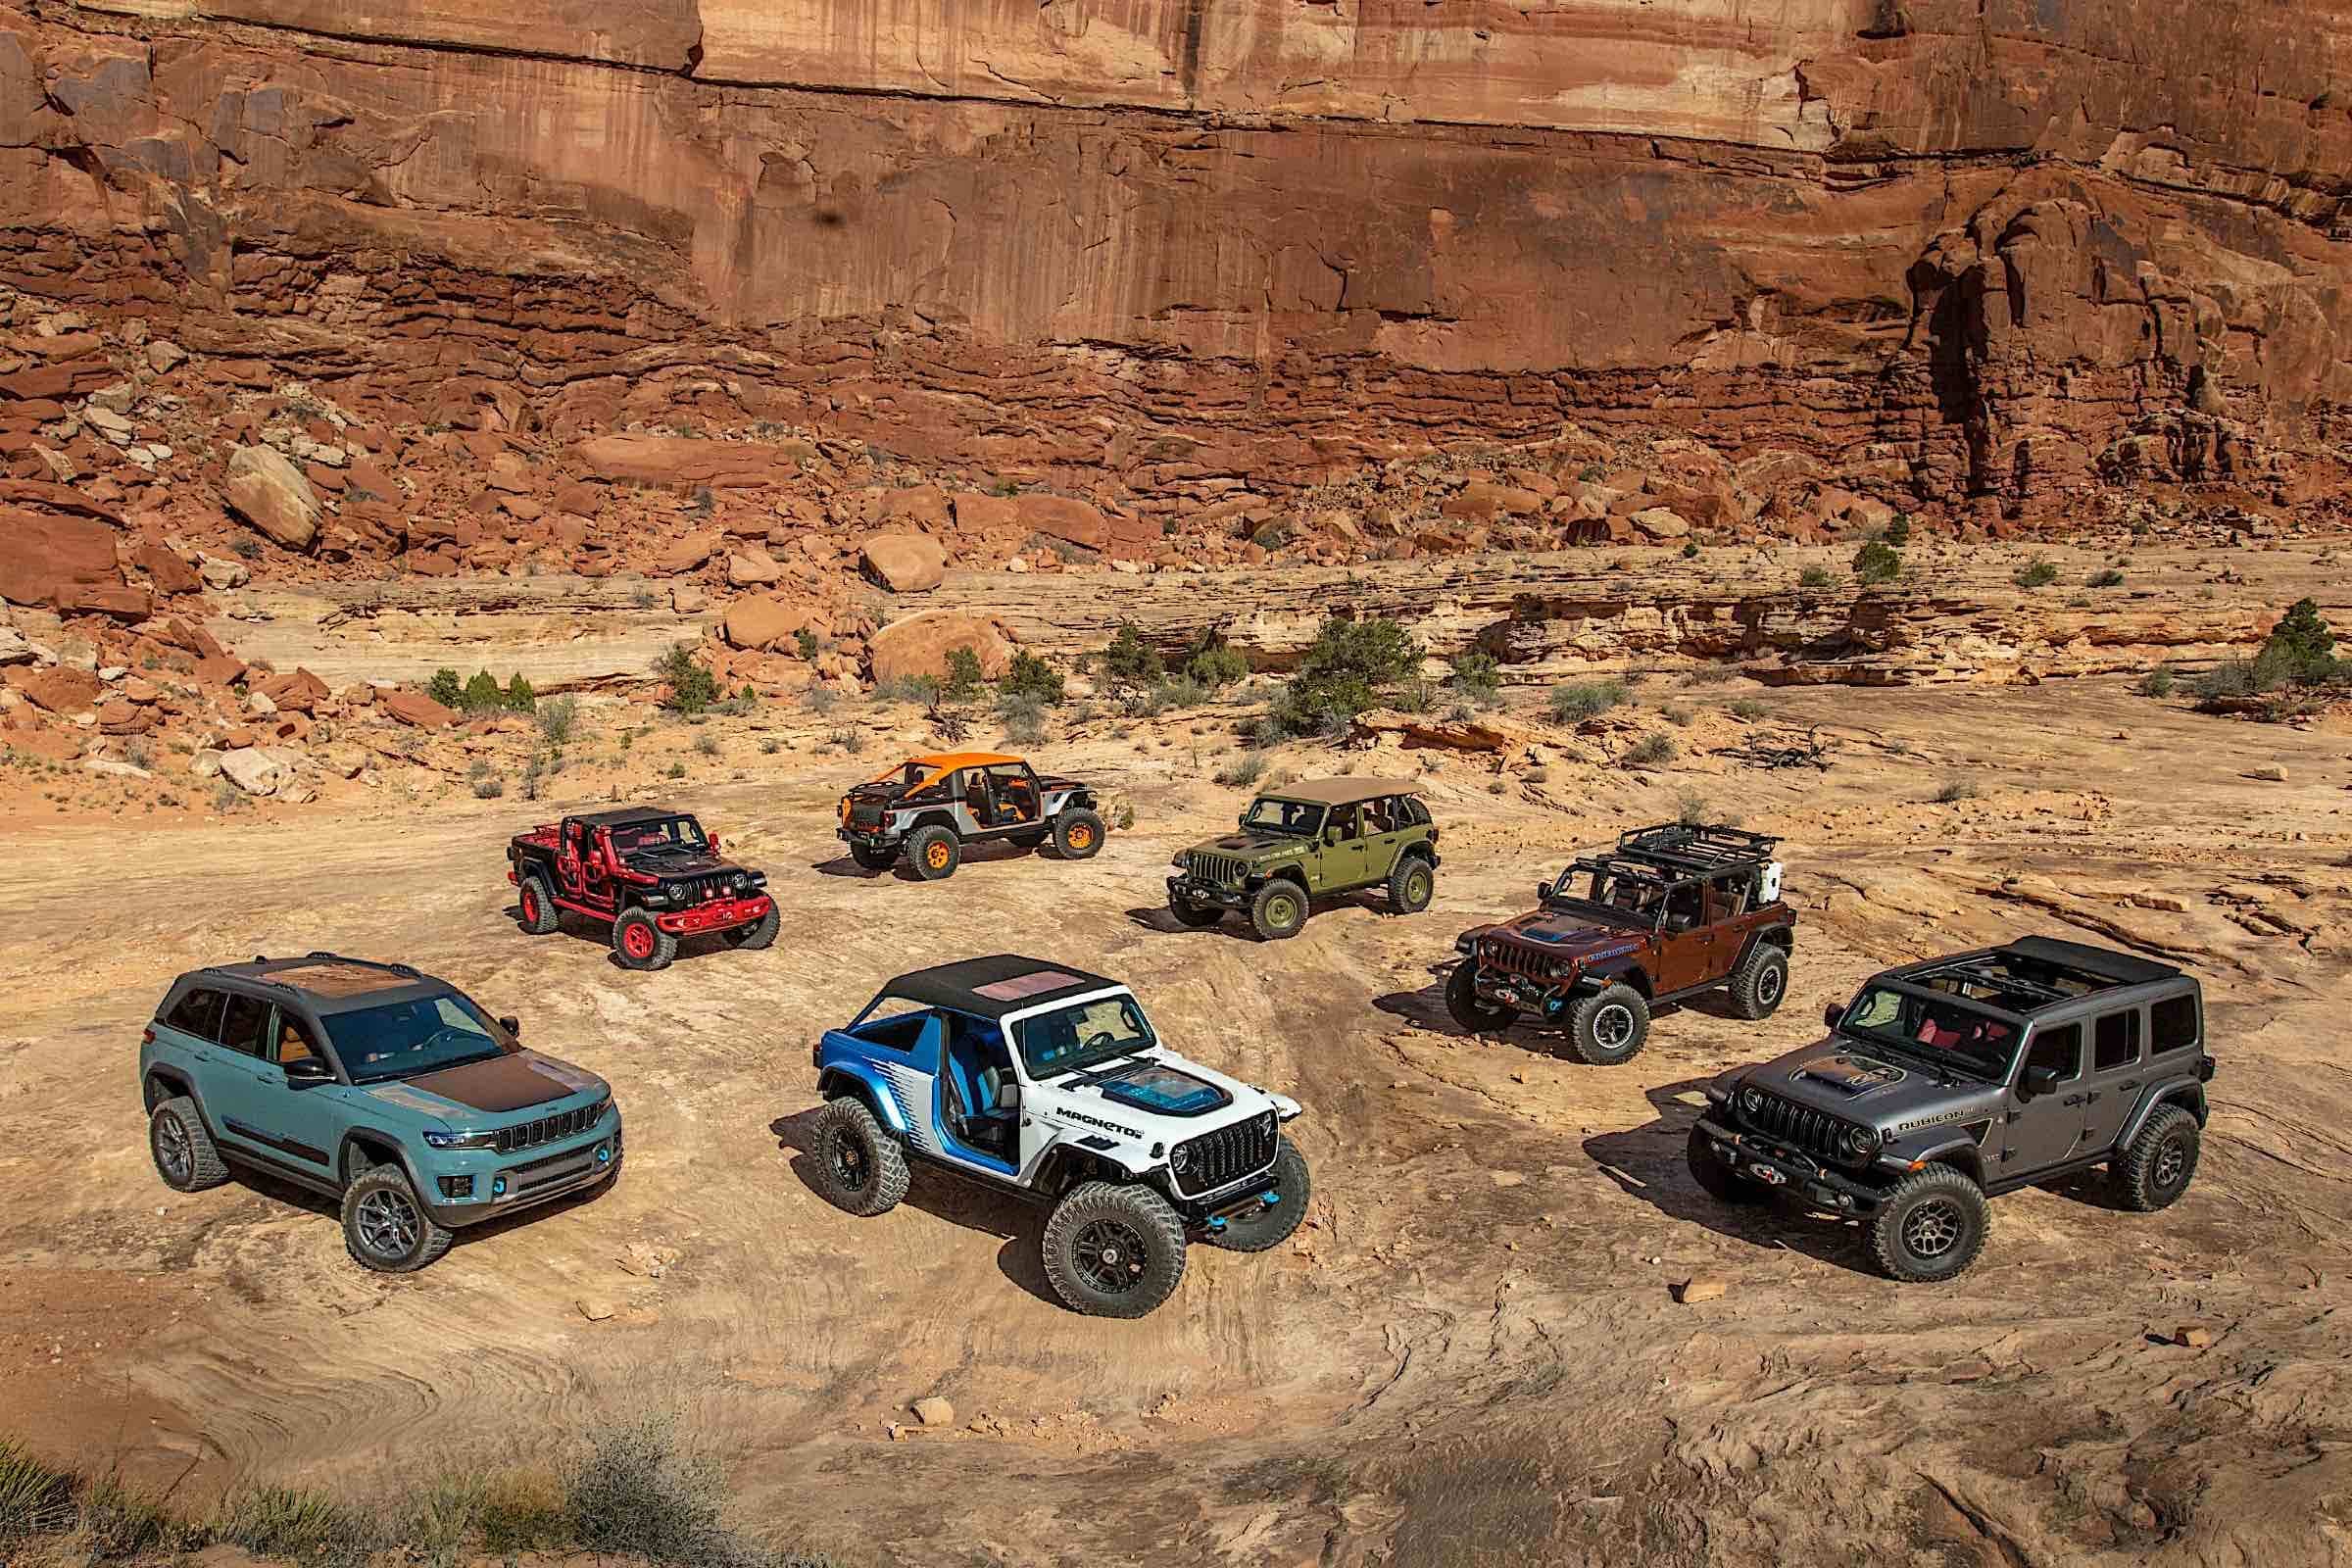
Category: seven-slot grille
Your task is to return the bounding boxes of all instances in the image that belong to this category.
[668,873,736,904]
[1172,1115,1277,1197]
[1187,851,1249,887]
[1737,1092,1861,1165]
[1479,939,1561,979]
[494,1101,605,1155]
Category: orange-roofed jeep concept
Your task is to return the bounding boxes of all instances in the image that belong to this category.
[837,753,1106,879]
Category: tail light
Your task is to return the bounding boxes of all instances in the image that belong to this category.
[140,1026,155,1045]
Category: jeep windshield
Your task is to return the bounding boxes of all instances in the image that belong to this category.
[1543,868,1664,930]
[1242,798,1324,836]
[1836,984,2018,1081]
[1012,994,1160,1078]
[609,816,707,855]
[325,992,516,1084]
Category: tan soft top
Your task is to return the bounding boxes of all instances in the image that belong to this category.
[1264,776,1424,806]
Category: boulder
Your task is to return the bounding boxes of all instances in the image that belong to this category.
[219,747,289,796]
[223,445,320,551]
[12,663,102,714]
[1443,480,1544,522]
[485,452,533,494]
[1628,507,1692,541]
[1016,493,1108,550]
[656,533,717,574]
[724,595,814,651]
[728,547,785,587]
[671,583,709,614]
[569,434,803,489]
[952,490,1020,536]
[0,510,119,610]
[868,611,1012,684]
[197,555,250,591]
[861,532,947,593]
[257,667,330,713]
[0,623,37,665]
[134,539,202,596]
[381,690,459,727]
[879,485,952,529]
[911,1396,956,1428]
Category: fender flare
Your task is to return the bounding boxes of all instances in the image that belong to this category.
[2117,1080,2209,1147]
[1903,1138,1988,1186]
[904,809,960,838]
[1730,923,1797,971]
[1583,959,1653,998]
[817,1064,909,1136]
[143,1065,199,1115]
[337,1126,427,1191]
[1396,841,1438,865]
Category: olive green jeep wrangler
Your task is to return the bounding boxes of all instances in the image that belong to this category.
[1165,777,1439,940]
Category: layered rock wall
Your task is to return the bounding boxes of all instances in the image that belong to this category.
[6,0,2351,514]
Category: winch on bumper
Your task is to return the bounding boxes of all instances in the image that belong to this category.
[1166,871,1253,910]
[1692,1113,1891,1212]
[650,893,773,936]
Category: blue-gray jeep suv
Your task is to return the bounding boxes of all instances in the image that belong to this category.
[139,952,622,1271]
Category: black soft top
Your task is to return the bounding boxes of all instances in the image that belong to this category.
[188,954,453,1016]
[572,806,691,828]
[877,954,1122,1021]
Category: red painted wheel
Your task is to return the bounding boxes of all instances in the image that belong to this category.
[622,922,655,958]
[521,886,540,923]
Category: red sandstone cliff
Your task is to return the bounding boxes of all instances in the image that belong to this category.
[3,0,2349,514]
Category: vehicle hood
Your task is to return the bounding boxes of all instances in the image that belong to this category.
[362,1051,608,1120]
[1183,830,1309,861]
[1730,1037,2004,1134]
[1028,1050,1296,1147]
[619,844,750,880]
[1474,908,1646,960]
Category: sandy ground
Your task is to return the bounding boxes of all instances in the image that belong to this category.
[2,677,2349,1567]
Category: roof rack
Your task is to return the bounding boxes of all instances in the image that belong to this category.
[1606,822,1781,878]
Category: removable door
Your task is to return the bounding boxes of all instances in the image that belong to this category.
[2006,1022,2084,1172]
[2079,1005,2145,1152]
[1317,806,1369,892]
[1359,796,1406,886]
[1655,882,1715,990]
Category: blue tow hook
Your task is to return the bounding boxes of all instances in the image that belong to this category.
[1260,1190,1280,1207]
[1205,1215,1228,1232]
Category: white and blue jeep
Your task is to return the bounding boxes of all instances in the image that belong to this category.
[808,956,1309,1316]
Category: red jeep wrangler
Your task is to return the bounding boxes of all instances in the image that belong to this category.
[507,807,776,970]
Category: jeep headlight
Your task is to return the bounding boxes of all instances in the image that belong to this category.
[1257,1110,1277,1138]
[1172,856,1190,870]
[424,1129,497,1151]
[1845,1126,1882,1157]
[1169,1143,1192,1173]
[1740,1087,1764,1115]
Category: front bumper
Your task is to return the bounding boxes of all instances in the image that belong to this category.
[652,893,771,936]
[1692,1114,1888,1212]
[1467,961,1579,1014]
[422,1111,624,1227]
[1167,874,1251,910]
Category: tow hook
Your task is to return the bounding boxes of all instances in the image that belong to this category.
[1205,1215,1228,1233]
[1259,1190,1280,1207]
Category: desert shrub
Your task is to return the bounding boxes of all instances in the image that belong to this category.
[505,673,537,711]
[1000,651,1066,705]
[694,732,719,757]
[804,685,837,714]
[537,696,580,746]
[1625,733,1678,767]
[830,728,865,755]
[1156,674,1208,711]
[2138,666,2175,697]
[664,760,687,778]
[2089,568,2127,588]
[471,774,505,799]
[1884,513,1913,547]
[1935,776,1979,803]
[425,667,464,710]
[1102,622,1164,687]
[1185,640,1250,689]
[2260,596,2340,678]
[941,648,985,703]
[1798,565,1834,588]
[1272,616,1422,734]
[869,673,940,705]
[461,669,505,713]
[655,645,720,715]
[1660,704,1693,726]
[210,1485,376,1568]
[1214,754,1267,789]
[2013,558,2060,589]
[0,1442,74,1542]
[1549,679,1629,723]
[1852,536,1902,586]
[1729,698,1767,721]
[998,691,1049,744]
[794,627,820,662]
[1449,650,1502,703]
[1675,789,1710,826]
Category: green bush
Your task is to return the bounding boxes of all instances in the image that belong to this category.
[1852,537,1902,586]
[1274,616,1423,734]
[461,669,505,713]
[1884,513,1912,547]
[1798,565,1834,589]
[2137,666,2175,697]
[1102,623,1164,687]
[211,1485,376,1568]
[998,691,1049,744]
[1185,641,1250,689]
[1214,754,1267,789]
[1625,733,1678,767]
[2013,558,2059,589]
[537,696,580,746]
[2263,596,2338,676]
[794,627,819,662]
[505,673,537,711]
[425,667,463,710]
[940,649,985,703]
[1000,651,1066,705]
[1449,651,1502,701]
[1729,697,1767,721]
[655,645,720,715]
[868,673,940,705]
[1548,679,1629,723]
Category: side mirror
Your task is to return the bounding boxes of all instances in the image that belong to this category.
[285,1056,333,1086]
[1536,880,1555,904]
[1823,1003,1844,1030]
[1324,825,1344,846]
[2021,1064,2061,1099]
[707,835,721,856]
[499,1014,521,1040]
[995,1081,1020,1112]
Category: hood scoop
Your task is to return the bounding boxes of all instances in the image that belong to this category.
[1095,1062,1233,1118]
[1789,1052,1906,1096]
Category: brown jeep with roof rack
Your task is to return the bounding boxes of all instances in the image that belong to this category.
[1447,823,1794,1064]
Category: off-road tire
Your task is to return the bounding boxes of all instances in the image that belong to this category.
[1726,943,1788,1020]
[340,1165,455,1273]
[1167,892,1226,929]
[150,1097,228,1193]
[516,873,559,935]
[808,1098,910,1218]
[1867,1165,1990,1283]
[722,903,779,950]
[1565,983,1650,1066]
[849,843,898,871]
[1054,808,1106,860]
[1446,961,1517,1035]
[612,908,677,970]
[1042,1182,1188,1318]
[1685,1127,1770,1205]
[1388,855,1436,914]
[1203,1137,1310,1252]
[908,825,961,881]
[1249,879,1308,941]
[2111,1105,2201,1212]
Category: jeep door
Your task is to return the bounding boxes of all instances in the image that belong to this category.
[983,763,1043,827]
[2078,1004,2146,1152]
[1318,804,1370,891]
[207,989,325,1167]
[2006,1020,2084,1170]
[154,984,233,1117]
[1358,795,1409,885]
[1653,880,1716,990]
